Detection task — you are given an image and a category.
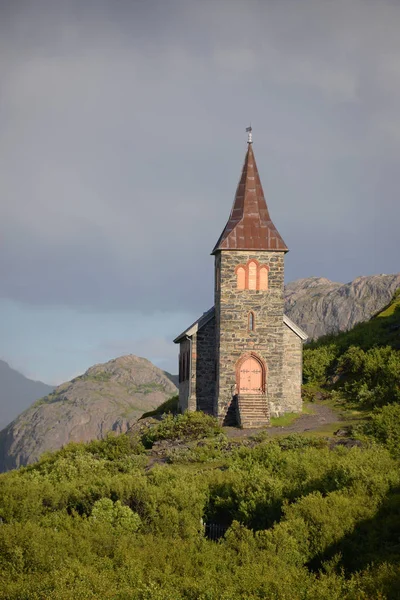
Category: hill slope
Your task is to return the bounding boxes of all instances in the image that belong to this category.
[0,360,54,430]
[284,273,400,339]
[303,289,400,412]
[0,355,177,472]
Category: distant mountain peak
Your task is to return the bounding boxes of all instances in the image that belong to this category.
[0,354,177,472]
[0,360,54,431]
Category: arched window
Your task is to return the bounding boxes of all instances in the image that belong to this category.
[259,266,269,290]
[235,260,270,291]
[236,266,245,290]
[248,261,257,290]
[248,311,255,331]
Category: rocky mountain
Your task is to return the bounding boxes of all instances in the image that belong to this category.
[0,355,177,472]
[284,273,400,339]
[0,360,54,430]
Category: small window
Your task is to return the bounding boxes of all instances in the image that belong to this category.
[248,311,255,331]
[216,265,220,292]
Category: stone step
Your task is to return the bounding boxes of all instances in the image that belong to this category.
[239,398,267,403]
[239,405,269,411]
[237,393,270,428]
[238,398,268,404]
[240,414,269,418]
[240,420,270,429]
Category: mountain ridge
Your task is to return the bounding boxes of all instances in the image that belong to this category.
[0,354,177,472]
[284,273,400,339]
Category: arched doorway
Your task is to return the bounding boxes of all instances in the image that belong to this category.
[237,353,265,395]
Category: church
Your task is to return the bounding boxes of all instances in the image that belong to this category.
[174,131,307,428]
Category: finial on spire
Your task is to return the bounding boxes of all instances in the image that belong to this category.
[246,125,253,144]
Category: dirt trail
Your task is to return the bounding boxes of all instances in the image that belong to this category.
[224,403,341,439]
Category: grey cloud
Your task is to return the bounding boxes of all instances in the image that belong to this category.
[1,0,399,313]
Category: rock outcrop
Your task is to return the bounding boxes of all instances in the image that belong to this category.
[0,355,177,472]
[284,274,400,339]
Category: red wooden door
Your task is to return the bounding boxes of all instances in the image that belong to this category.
[238,356,263,394]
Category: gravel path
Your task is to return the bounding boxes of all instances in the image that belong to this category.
[224,403,341,439]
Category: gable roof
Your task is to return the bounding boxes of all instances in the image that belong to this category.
[283,314,308,340]
[212,142,288,254]
[174,307,308,343]
[173,307,215,343]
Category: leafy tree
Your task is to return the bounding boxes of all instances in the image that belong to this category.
[90,497,142,532]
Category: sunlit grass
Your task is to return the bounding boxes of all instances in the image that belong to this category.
[270,402,314,428]
[377,291,400,317]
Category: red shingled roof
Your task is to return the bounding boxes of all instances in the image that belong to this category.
[212,143,288,254]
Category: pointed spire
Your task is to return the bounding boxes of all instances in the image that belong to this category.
[212,136,288,254]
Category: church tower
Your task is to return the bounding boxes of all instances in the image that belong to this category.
[174,130,306,427]
[212,130,289,426]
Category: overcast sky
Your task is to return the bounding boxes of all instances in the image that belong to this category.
[1,0,399,384]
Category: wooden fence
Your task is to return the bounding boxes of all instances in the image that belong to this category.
[203,522,229,541]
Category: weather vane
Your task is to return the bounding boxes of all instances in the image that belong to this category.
[246,125,253,144]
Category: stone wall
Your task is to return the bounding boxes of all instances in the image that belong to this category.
[178,338,192,412]
[276,324,303,417]
[214,250,286,424]
[178,318,216,415]
[194,317,216,415]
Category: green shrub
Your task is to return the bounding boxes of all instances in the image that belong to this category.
[90,498,141,532]
[303,345,338,384]
[362,404,400,457]
[140,411,223,448]
[338,346,400,408]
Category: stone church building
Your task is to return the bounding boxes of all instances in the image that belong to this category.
[174,133,307,427]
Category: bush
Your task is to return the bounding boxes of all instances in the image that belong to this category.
[303,345,338,384]
[362,404,400,458]
[140,411,223,448]
[90,498,141,532]
[338,346,400,408]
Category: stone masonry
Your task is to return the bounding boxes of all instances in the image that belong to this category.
[191,317,216,414]
[280,324,303,417]
[214,251,286,424]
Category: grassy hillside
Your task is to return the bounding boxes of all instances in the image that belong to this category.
[0,295,399,598]
[303,290,400,411]
[0,408,399,599]
[301,290,400,457]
